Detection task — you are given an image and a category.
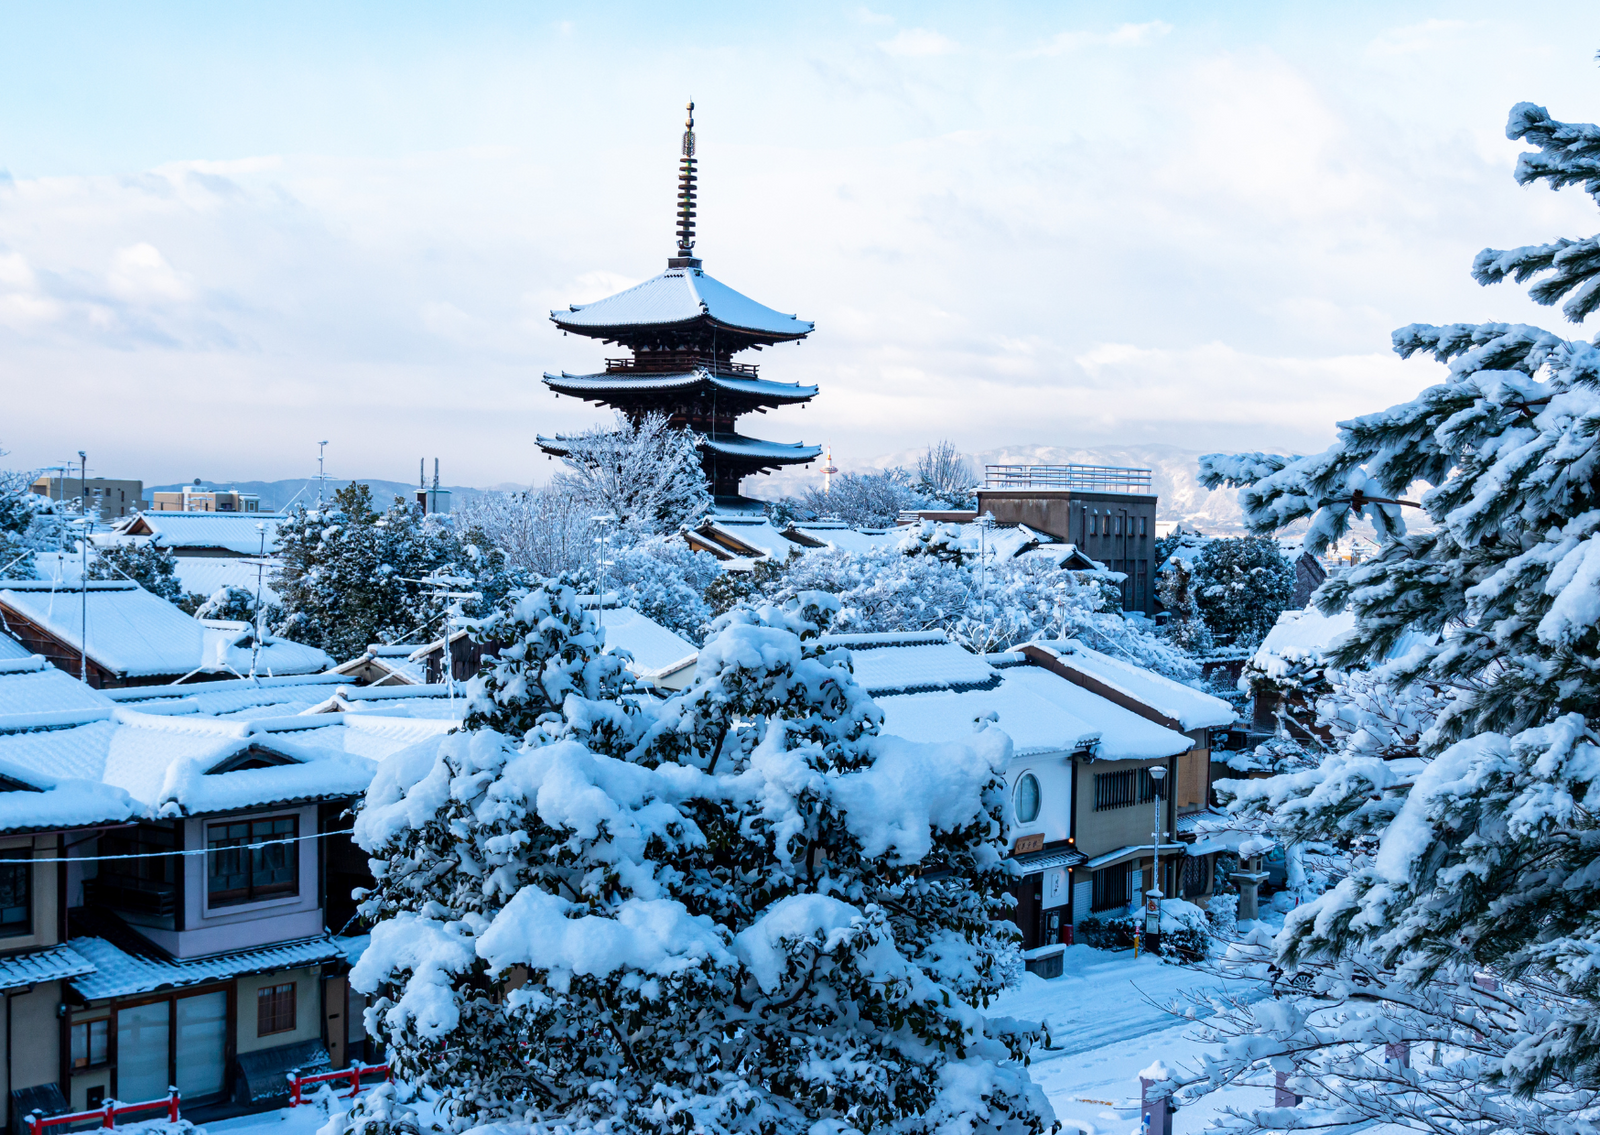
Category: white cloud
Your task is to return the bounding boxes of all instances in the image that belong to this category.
[879,28,959,57]
[1366,19,1478,57]
[107,242,191,303]
[852,7,895,26]
[1027,20,1172,56]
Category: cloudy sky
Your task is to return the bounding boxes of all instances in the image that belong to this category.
[1,1,1598,489]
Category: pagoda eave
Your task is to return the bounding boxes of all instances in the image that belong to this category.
[541,369,818,408]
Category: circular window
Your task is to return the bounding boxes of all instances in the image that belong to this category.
[1014,773,1041,824]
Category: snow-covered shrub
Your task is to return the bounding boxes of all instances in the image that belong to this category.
[796,468,921,527]
[344,582,1053,1135]
[1075,915,1137,951]
[454,485,597,578]
[602,536,719,643]
[914,439,977,509]
[1207,892,1238,937]
[1183,97,1600,1135]
[1157,904,1211,965]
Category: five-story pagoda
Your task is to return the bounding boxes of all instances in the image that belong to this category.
[537,104,820,505]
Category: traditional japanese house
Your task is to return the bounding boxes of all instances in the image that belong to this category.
[537,104,820,506]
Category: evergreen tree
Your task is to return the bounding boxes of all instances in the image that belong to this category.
[1177,98,1600,1135]
[1155,554,1213,655]
[86,542,193,606]
[271,483,493,661]
[1192,536,1294,648]
[343,585,1052,1135]
[0,465,40,579]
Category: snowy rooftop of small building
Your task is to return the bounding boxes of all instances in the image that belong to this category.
[819,633,999,695]
[551,267,813,340]
[997,666,1193,761]
[1248,606,1358,681]
[103,673,346,718]
[787,526,900,555]
[0,709,448,817]
[0,944,95,992]
[544,369,817,403]
[876,677,1101,758]
[27,553,279,608]
[0,633,29,662]
[69,934,345,1001]
[1029,640,1236,730]
[599,608,698,681]
[0,656,116,721]
[117,512,283,554]
[0,583,331,680]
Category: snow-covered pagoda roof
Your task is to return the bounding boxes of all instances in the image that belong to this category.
[538,431,819,469]
[543,369,818,405]
[551,266,813,343]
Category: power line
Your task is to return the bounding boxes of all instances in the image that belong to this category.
[20,828,353,865]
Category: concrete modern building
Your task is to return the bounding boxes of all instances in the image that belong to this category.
[30,477,144,521]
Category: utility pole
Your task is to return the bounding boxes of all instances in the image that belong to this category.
[78,450,88,683]
[317,441,330,508]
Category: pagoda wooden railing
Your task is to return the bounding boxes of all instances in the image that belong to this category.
[605,357,759,378]
[984,464,1153,493]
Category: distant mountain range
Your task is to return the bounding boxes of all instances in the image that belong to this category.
[172,444,1261,534]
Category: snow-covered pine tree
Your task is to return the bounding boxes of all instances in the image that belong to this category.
[1155,555,1213,656]
[271,483,491,661]
[0,465,40,579]
[1190,537,1293,648]
[557,411,712,534]
[86,541,193,606]
[343,583,1052,1135]
[1176,98,1600,1135]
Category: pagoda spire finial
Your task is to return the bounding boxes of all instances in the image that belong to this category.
[673,101,699,265]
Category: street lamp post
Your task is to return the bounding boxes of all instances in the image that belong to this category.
[1145,765,1168,938]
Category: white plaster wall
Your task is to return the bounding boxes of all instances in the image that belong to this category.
[1004,753,1072,844]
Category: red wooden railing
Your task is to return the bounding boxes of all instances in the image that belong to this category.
[26,1089,180,1134]
[287,1062,391,1106]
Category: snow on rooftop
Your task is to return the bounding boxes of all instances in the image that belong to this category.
[1249,606,1358,681]
[0,944,95,992]
[69,935,344,1001]
[119,512,283,554]
[821,636,999,695]
[0,659,116,719]
[788,526,900,555]
[173,557,283,607]
[599,608,697,681]
[552,267,813,339]
[1033,640,1236,730]
[999,666,1192,761]
[105,673,345,719]
[876,676,1100,758]
[0,632,33,662]
[699,434,822,462]
[545,369,817,403]
[0,585,331,680]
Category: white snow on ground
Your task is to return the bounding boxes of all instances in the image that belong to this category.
[189,941,1274,1135]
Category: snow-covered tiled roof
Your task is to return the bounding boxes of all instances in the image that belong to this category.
[0,708,445,818]
[1028,640,1236,730]
[1248,606,1358,681]
[544,369,817,403]
[820,634,999,695]
[0,656,116,720]
[69,935,344,1001]
[876,678,1101,758]
[599,609,698,682]
[0,582,207,677]
[118,512,282,554]
[0,944,95,991]
[173,557,283,607]
[103,673,345,718]
[787,526,900,555]
[0,632,32,661]
[0,583,331,680]
[551,267,813,340]
[998,667,1193,761]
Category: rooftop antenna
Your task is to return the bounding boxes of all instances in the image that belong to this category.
[245,522,269,679]
[78,450,89,683]
[433,458,440,493]
[316,441,330,508]
[671,101,699,267]
[401,572,479,709]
